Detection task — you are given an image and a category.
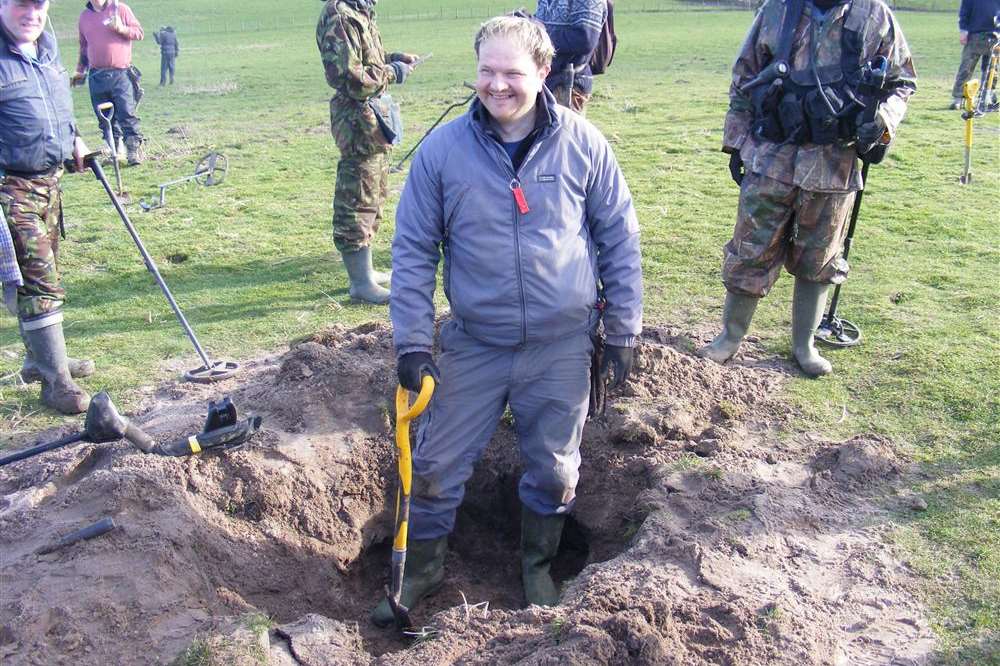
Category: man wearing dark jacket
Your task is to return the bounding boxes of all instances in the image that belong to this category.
[153,25,178,85]
[1,0,94,414]
[949,0,999,109]
[535,0,606,113]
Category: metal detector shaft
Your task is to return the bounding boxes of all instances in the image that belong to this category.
[0,432,85,467]
[89,160,215,370]
[824,160,870,322]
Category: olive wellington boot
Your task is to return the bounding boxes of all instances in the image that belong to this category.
[22,322,91,414]
[521,508,565,607]
[370,536,448,628]
[341,247,390,304]
[19,321,95,383]
[699,291,759,364]
[791,277,833,377]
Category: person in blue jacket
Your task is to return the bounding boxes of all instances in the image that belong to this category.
[949,0,1000,109]
[375,15,642,626]
[535,0,606,112]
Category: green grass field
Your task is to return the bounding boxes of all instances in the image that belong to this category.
[2,0,997,662]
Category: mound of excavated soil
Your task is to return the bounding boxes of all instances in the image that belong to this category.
[0,323,935,665]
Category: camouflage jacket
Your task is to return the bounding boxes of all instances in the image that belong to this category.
[316,0,404,103]
[723,0,917,192]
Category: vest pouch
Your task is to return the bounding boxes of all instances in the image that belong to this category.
[751,81,785,143]
[777,92,808,144]
[367,93,403,146]
[804,86,844,145]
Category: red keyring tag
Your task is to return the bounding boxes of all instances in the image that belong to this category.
[511,180,530,215]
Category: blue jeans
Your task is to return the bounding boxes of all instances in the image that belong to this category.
[408,320,592,540]
[88,68,142,145]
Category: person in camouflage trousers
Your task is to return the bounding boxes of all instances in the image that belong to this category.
[316,0,419,304]
[700,0,916,377]
[1,0,94,415]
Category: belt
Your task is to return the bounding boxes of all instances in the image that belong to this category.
[1,166,60,179]
[91,66,129,73]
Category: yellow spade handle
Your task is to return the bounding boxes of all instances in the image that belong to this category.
[963,79,980,148]
[392,375,435,551]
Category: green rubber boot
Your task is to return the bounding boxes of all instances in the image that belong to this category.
[22,321,91,415]
[699,291,760,364]
[370,536,447,628]
[19,321,95,383]
[521,508,565,607]
[341,247,390,304]
[792,277,833,377]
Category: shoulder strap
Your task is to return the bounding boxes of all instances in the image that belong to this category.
[841,0,872,83]
[776,0,806,64]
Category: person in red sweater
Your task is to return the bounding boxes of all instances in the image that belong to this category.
[73,0,145,165]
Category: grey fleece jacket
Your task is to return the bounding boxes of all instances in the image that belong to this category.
[390,88,642,356]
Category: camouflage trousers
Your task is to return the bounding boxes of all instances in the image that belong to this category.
[550,84,591,115]
[722,172,855,298]
[330,98,391,253]
[1,172,65,323]
[951,31,998,99]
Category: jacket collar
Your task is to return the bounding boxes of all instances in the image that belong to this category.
[469,85,561,139]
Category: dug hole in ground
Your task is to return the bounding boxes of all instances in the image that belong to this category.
[0,321,936,665]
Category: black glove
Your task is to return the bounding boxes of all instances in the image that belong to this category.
[397,351,440,392]
[856,119,886,152]
[599,344,634,390]
[728,151,745,186]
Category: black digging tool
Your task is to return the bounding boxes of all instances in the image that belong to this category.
[0,391,155,467]
[87,155,240,382]
[139,152,229,212]
[390,83,476,173]
[814,161,871,348]
[0,393,263,468]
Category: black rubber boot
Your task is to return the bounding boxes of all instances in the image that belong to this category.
[22,322,91,414]
[341,247,390,304]
[19,321,95,383]
[791,277,833,377]
[370,536,447,628]
[699,291,759,364]
[521,508,565,607]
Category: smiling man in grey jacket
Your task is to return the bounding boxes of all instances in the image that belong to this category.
[378,15,642,626]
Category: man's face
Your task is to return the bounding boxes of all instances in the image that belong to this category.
[475,36,550,129]
[0,0,49,46]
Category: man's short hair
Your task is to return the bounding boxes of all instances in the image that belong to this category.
[474,16,555,69]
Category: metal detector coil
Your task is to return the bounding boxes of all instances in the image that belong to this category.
[815,314,861,347]
[140,152,229,211]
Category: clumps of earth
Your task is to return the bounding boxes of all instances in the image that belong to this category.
[0,322,935,664]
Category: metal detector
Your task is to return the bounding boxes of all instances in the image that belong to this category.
[390,83,476,173]
[87,156,240,382]
[814,161,870,348]
[96,102,129,202]
[139,152,229,212]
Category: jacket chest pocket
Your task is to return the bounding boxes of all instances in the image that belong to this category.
[0,78,47,170]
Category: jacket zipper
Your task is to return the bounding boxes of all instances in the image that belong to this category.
[478,124,552,347]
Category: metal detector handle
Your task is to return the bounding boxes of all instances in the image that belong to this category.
[86,157,215,371]
[0,432,85,467]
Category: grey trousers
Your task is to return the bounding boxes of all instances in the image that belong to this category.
[408,320,592,540]
[951,31,998,99]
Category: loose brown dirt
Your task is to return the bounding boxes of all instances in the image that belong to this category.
[0,322,935,665]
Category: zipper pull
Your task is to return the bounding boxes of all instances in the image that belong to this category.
[510,179,530,215]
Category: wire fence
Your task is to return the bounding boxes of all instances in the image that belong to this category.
[53,0,956,42]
